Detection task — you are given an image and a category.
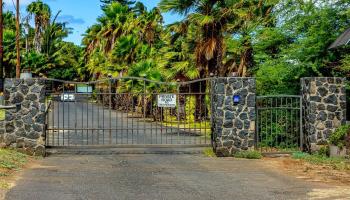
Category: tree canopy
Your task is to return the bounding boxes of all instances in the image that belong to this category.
[1,0,350,94]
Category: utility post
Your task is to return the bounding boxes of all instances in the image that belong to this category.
[15,0,20,78]
[0,0,4,92]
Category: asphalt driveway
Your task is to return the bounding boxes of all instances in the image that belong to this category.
[4,153,344,200]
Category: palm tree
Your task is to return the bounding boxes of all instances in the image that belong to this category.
[160,21,199,81]
[83,2,135,76]
[158,0,233,76]
[27,0,51,53]
[159,0,276,77]
[83,2,165,77]
[42,11,70,56]
[100,0,135,8]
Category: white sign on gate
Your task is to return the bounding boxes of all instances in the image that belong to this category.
[158,94,177,108]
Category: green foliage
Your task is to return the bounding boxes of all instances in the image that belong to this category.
[234,150,262,159]
[318,146,330,157]
[2,11,17,78]
[203,148,216,157]
[0,110,4,121]
[83,2,166,81]
[1,0,349,98]
[292,152,350,171]
[0,149,29,189]
[254,0,350,95]
[330,125,350,148]
[1,1,84,80]
[0,149,28,170]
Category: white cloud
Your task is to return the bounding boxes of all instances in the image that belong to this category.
[3,0,34,6]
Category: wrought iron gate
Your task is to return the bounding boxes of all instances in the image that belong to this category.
[45,77,212,147]
[256,95,303,153]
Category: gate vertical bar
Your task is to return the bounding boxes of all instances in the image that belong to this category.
[81,87,84,145]
[255,103,259,150]
[143,79,146,144]
[52,97,55,146]
[150,90,153,144]
[270,98,273,152]
[131,80,134,144]
[177,84,180,144]
[67,85,70,146]
[102,86,105,145]
[97,83,100,145]
[204,80,207,145]
[109,79,112,145]
[114,80,118,144]
[74,83,77,146]
[210,77,215,147]
[86,86,89,145]
[91,85,94,144]
[199,81,202,145]
[62,85,65,146]
[299,96,303,150]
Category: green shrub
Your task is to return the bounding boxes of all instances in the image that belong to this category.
[203,148,216,157]
[234,150,262,159]
[329,125,350,148]
[318,146,330,157]
[0,109,4,121]
[0,148,28,173]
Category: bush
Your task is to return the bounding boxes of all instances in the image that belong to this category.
[329,125,350,149]
[318,146,330,157]
[0,109,4,121]
[234,150,262,159]
[203,148,216,157]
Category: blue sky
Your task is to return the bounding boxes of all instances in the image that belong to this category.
[3,0,181,45]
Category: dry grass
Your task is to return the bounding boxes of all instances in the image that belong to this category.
[263,155,350,185]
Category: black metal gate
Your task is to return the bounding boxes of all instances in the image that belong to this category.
[45,77,212,147]
[256,95,303,153]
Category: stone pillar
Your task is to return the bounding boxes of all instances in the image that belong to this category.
[212,77,256,156]
[301,77,346,151]
[0,79,46,156]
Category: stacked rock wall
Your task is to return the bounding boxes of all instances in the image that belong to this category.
[0,79,46,155]
[212,77,256,156]
[301,77,346,150]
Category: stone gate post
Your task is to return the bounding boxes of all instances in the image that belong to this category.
[0,79,46,155]
[212,77,256,156]
[301,77,347,151]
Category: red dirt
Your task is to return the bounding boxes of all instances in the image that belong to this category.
[262,157,350,185]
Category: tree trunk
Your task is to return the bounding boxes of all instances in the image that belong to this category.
[192,80,207,122]
[237,38,253,77]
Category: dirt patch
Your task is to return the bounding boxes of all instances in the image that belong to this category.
[262,157,350,185]
[0,155,39,200]
[260,157,350,199]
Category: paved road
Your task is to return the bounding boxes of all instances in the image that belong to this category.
[47,99,210,146]
[4,154,340,200]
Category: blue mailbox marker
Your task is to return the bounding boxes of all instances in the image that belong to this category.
[233,95,241,105]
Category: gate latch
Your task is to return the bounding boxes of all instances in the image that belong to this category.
[0,103,21,112]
